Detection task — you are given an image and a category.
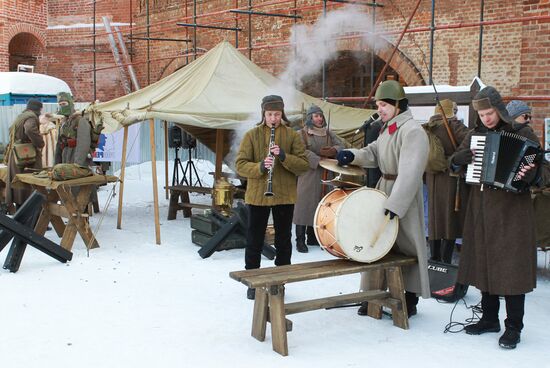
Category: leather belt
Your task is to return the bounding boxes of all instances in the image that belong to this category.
[382,173,398,180]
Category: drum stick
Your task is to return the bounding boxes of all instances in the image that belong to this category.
[370,213,391,247]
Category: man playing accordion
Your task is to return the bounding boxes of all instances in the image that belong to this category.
[450,86,550,349]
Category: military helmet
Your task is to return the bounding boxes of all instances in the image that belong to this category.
[374,80,406,101]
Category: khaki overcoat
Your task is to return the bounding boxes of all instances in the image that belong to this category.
[424,115,470,240]
[6,110,44,205]
[236,123,309,206]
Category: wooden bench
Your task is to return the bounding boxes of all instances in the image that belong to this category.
[166,185,213,219]
[229,253,417,356]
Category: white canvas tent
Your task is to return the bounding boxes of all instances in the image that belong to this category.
[89,41,376,244]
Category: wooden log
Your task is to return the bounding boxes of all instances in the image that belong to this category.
[149,118,161,245]
[386,266,409,329]
[269,285,288,356]
[164,120,169,200]
[0,213,72,264]
[251,287,268,342]
[117,126,129,229]
[0,191,45,252]
[284,290,390,315]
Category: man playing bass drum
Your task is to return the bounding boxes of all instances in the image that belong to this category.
[337,80,430,317]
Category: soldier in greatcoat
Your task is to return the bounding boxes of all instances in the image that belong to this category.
[424,99,470,263]
[337,80,430,317]
[450,86,550,349]
[5,99,45,208]
[54,92,92,167]
[292,105,345,253]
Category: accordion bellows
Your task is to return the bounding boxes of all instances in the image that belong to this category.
[466,131,540,193]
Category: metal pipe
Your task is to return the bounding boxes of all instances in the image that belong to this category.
[322,0,327,99]
[193,0,197,60]
[230,9,302,19]
[130,0,133,63]
[248,0,252,59]
[82,51,205,73]
[327,0,383,6]
[428,0,435,84]
[93,0,96,101]
[235,0,239,47]
[128,36,192,42]
[325,95,550,102]
[146,0,150,85]
[477,0,484,78]
[232,7,550,55]
[176,22,242,31]
[369,0,376,93]
[185,0,189,64]
[362,0,423,107]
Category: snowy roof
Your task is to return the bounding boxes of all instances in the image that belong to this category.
[0,72,72,96]
[404,77,486,94]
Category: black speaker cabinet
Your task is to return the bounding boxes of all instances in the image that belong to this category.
[428,260,468,302]
[168,126,183,148]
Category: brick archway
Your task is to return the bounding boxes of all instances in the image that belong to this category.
[6,24,46,47]
[375,37,426,86]
[7,25,46,72]
[334,36,426,87]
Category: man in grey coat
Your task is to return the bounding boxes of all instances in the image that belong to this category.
[337,80,430,317]
[293,105,344,253]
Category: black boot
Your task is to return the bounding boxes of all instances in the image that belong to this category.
[405,291,419,317]
[442,239,455,264]
[295,225,308,253]
[465,292,501,335]
[429,239,442,262]
[499,295,524,349]
[247,287,256,300]
[306,226,319,246]
[357,301,369,316]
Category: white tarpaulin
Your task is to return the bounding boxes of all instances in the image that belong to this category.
[89,41,375,141]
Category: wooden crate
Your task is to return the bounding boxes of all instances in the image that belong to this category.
[190,213,218,236]
[191,230,246,251]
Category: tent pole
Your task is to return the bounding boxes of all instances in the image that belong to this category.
[164,120,169,199]
[215,129,224,181]
[150,118,161,244]
[117,126,129,229]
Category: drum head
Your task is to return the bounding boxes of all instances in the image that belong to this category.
[335,188,398,263]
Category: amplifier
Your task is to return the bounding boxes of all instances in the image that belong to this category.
[428,260,468,302]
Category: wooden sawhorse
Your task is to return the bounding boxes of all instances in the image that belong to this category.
[13,173,118,251]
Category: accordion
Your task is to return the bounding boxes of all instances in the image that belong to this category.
[465,131,540,193]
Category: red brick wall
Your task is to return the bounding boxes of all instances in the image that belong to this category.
[3,0,548,141]
[0,0,47,72]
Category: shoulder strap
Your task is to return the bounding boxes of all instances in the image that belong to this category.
[301,128,310,149]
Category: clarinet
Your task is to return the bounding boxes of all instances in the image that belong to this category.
[264,126,275,197]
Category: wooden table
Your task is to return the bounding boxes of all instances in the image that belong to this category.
[13,173,118,251]
[166,185,213,219]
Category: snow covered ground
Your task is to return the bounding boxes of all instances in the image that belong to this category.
[1,160,549,367]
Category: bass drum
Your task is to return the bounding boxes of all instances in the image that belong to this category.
[313,187,398,263]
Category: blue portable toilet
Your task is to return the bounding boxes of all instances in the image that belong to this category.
[0,72,71,106]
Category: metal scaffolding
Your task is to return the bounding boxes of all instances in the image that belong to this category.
[88,0,550,104]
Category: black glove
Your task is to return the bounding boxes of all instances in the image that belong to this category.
[452,148,474,166]
[336,150,355,166]
[384,209,398,220]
